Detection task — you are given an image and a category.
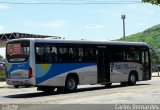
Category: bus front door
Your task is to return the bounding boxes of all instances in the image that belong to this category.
[142,49,151,80]
[97,47,110,83]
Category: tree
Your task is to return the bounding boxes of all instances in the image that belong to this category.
[142,0,160,5]
[150,48,160,65]
[0,55,4,62]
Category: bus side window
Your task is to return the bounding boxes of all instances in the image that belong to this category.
[60,47,70,61]
[69,47,79,61]
[126,47,139,61]
[83,48,96,62]
[42,47,50,63]
[57,47,64,61]
[78,48,83,62]
[35,52,41,63]
[35,47,43,63]
[110,46,124,62]
[51,47,58,62]
[35,45,58,63]
[47,46,58,63]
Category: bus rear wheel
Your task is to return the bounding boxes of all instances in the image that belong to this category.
[14,85,20,88]
[37,87,55,93]
[65,76,78,92]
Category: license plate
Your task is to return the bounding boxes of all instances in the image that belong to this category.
[11,72,28,79]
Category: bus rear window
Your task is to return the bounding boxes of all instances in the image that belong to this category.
[6,41,30,62]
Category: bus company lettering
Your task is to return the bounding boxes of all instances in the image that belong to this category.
[111,63,130,69]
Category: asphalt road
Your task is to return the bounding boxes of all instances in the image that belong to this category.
[0,77,160,110]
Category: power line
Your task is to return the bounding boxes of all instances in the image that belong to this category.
[60,0,140,2]
[0,1,141,5]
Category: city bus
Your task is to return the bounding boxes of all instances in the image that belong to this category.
[5,38,151,92]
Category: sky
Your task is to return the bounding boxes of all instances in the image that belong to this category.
[0,0,160,58]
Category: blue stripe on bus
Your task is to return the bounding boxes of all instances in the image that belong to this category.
[36,63,96,84]
[7,62,29,76]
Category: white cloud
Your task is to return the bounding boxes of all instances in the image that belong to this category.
[42,21,69,28]
[29,0,40,3]
[0,4,9,9]
[0,26,5,32]
[85,24,107,30]
[25,20,69,29]
[23,0,40,3]
[134,22,151,31]
[135,23,147,27]
[125,4,157,16]
[125,4,139,10]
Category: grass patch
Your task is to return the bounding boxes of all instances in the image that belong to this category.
[0,68,6,81]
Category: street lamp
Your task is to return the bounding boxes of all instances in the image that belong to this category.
[121,14,126,41]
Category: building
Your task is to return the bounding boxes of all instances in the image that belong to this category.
[0,32,61,47]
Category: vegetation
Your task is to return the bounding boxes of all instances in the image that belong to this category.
[0,68,5,81]
[0,55,4,62]
[142,0,160,5]
[118,24,160,65]
[0,55,5,81]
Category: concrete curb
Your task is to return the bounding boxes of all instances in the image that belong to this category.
[152,75,160,77]
[0,82,10,88]
[152,72,160,77]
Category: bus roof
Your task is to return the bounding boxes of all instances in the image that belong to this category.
[7,38,149,47]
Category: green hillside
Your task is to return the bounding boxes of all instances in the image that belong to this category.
[118,24,160,65]
[118,24,160,49]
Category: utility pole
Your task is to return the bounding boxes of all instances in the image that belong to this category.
[121,14,126,41]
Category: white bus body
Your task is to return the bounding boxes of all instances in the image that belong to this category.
[5,38,151,92]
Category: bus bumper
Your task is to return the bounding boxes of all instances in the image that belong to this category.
[6,79,35,86]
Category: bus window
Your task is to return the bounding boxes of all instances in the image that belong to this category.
[51,47,58,62]
[110,46,125,62]
[6,41,30,62]
[35,45,58,63]
[57,47,79,62]
[58,47,70,61]
[126,47,139,61]
[83,48,96,62]
[69,48,79,61]
[78,48,83,61]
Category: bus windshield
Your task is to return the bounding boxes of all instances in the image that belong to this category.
[6,41,30,63]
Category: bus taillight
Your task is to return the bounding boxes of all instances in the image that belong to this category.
[28,66,32,78]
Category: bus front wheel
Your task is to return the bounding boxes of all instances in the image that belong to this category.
[128,72,136,86]
[104,83,112,88]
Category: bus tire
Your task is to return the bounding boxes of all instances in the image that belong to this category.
[25,85,31,88]
[57,87,65,93]
[14,85,19,88]
[37,87,55,93]
[128,72,136,86]
[120,82,128,86]
[104,83,112,88]
[65,76,78,92]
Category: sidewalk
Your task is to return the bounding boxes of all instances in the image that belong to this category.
[0,81,9,88]
[152,72,160,77]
